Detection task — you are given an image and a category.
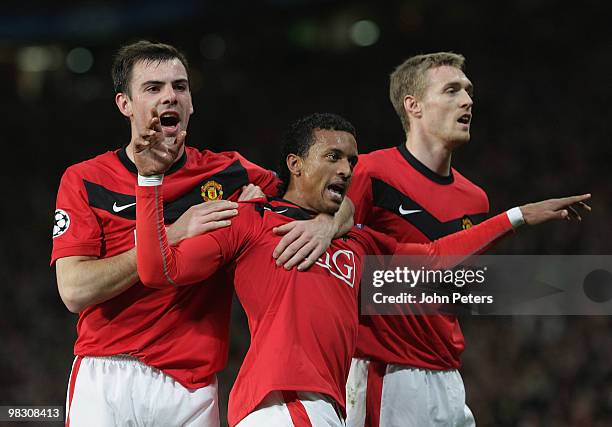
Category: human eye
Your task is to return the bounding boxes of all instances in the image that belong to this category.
[174,83,188,91]
[326,152,339,161]
[145,85,160,93]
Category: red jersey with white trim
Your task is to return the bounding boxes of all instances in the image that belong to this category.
[51,146,279,389]
[135,188,511,426]
[347,145,489,370]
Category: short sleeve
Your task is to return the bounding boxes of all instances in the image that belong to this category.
[51,167,102,265]
[346,157,374,225]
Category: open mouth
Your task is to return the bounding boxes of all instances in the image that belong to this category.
[326,182,346,204]
[457,114,471,125]
[159,112,180,134]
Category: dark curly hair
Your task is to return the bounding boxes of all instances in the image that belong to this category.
[277,113,357,196]
[112,40,189,96]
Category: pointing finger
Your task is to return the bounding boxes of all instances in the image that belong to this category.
[149,108,162,132]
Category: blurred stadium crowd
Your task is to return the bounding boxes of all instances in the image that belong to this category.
[1,0,610,425]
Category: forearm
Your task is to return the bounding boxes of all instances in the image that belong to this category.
[272,197,355,270]
[56,249,139,313]
[333,197,354,237]
[136,182,224,288]
[395,212,515,268]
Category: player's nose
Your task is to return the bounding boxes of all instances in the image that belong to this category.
[160,85,178,104]
[459,90,473,109]
[337,158,352,178]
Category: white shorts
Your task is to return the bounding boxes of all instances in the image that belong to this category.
[236,391,345,427]
[66,355,219,427]
[345,358,475,427]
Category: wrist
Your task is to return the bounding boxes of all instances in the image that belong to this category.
[313,213,337,239]
[166,226,179,246]
[317,212,336,227]
[506,207,526,229]
[138,174,164,186]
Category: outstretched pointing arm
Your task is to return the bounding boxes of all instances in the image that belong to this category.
[395,194,592,267]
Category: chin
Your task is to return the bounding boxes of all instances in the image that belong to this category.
[450,134,470,148]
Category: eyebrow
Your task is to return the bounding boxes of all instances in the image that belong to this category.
[328,148,359,163]
[444,80,474,95]
[140,78,189,87]
[327,148,346,156]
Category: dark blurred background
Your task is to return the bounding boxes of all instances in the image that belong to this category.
[1,0,611,426]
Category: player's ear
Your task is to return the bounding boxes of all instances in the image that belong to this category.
[286,153,303,177]
[404,95,422,119]
[115,92,132,118]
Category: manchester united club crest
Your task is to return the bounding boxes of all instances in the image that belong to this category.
[201,180,223,201]
[461,216,474,230]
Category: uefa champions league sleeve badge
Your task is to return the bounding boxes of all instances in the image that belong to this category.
[53,209,70,238]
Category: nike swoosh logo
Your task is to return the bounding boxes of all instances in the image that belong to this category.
[113,202,136,212]
[264,206,288,214]
[398,205,422,215]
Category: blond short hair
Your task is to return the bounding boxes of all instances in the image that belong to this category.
[390,52,465,133]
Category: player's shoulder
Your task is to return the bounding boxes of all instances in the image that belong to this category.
[193,148,266,171]
[233,198,273,222]
[196,148,246,164]
[450,167,488,200]
[238,198,294,214]
[358,146,400,167]
[61,150,121,182]
[236,198,267,211]
[353,147,404,180]
[238,198,316,230]
[230,198,285,238]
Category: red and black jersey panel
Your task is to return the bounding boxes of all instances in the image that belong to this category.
[84,148,274,222]
[370,177,488,241]
[347,144,489,369]
[51,146,280,389]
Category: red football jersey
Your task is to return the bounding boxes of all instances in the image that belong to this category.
[135,187,511,426]
[347,145,490,369]
[51,146,279,389]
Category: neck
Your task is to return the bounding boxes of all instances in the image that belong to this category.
[125,141,136,163]
[283,186,312,211]
[405,130,453,176]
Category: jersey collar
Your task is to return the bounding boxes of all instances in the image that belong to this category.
[261,197,317,220]
[117,146,187,175]
[397,144,454,185]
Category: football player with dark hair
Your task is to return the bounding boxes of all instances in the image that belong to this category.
[134,112,589,426]
[52,41,351,426]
